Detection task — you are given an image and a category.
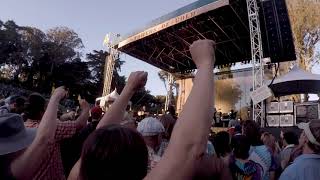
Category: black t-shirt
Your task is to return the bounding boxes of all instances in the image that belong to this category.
[60,121,99,176]
[0,157,15,180]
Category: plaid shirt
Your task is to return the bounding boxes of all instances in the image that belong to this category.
[31,121,77,180]
[147,141,169,171]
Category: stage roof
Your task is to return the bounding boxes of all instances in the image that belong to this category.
[115,0,296,73]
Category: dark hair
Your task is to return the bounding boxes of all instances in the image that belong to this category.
[159,114,176,140]
[80,125,148,180]
[14,97,25,108]
[7,96,25,114]
[231,135,250,159]
[213,131,231,157]
[24,93,46,120]
[283,131,298,145]
[242,120,263,146]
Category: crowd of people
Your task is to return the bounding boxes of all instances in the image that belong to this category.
[1,40,320,180]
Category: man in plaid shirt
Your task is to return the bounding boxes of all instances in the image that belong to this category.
[11,88,90,180]
[32,101,89,180]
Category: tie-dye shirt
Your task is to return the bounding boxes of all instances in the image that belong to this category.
[249,145,276,180]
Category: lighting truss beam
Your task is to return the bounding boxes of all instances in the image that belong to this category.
[246,0,265,126]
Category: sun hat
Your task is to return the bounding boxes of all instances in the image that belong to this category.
[137,117,165,136]
[0,113,36,155]
[298,122,320,146]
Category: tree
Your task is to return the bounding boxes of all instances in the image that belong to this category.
[158,70,169,91]
[0,20,25,65]
[286,0,320,70]
[130,88,156,112]
[86,50,126,96]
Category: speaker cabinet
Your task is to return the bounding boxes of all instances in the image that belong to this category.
[267,115,280,127]
[280,114,294,127]
[295,103,319,124]
[280,101,294,113]
[268,102,280,114]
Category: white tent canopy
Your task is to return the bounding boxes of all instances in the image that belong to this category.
[269,66,320,97]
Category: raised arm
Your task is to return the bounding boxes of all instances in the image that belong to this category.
[67,72,148,180]
[96,71,147,129]
[11,87,67,180]
[146,40,216,180]
[74,99,90,130]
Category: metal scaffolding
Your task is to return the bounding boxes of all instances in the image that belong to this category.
[246,0,265,126]
[165,73,174,111]
[102,48,119,97]
[102,33,121,97]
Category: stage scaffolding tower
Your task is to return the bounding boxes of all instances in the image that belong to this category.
[165,73,174,111]
[102,34,120,97]
[246,0,265,126]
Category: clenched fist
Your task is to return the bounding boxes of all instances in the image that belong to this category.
[79,99,90,110]
[189,39,216,69]
[127,71,148,91]
[52,86,68,100]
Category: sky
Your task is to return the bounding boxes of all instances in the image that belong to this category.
[1,0,320,100]
[0,0,196,95]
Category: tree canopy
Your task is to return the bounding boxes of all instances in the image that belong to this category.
[286,0,320,70]
[0,20,159,109]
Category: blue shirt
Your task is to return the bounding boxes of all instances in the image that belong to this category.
[280,154,320,180]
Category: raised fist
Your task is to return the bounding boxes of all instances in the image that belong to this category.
[189,39,216,69]
[79,99,90,110]
[127,71,148,91]
[52,86,68,100]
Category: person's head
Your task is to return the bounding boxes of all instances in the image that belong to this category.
[231,135,251,160]
[60,111,76,121]
[261,132,277,154]
[242,120,262,146]
[137,117,165,150]
[281,131,298,147]
[159,114,176,140]
[167,105,176,118]
[214,131,231,157]
[298,120,320,154]
[80,125,148,180]
[5,95,26,114]
[24,93,46,121]
[0,113,36,161]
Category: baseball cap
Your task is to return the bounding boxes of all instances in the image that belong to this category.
[137,117,165,136]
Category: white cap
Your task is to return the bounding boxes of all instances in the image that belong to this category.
[137,117,165,136]
[298,122,320,146]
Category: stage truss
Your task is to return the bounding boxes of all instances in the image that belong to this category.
[102,33,121,97]
[102,0,295,126]
[103,0,265,124]
[246,0,265,126]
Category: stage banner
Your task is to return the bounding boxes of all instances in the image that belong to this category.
[250,85,273,105]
